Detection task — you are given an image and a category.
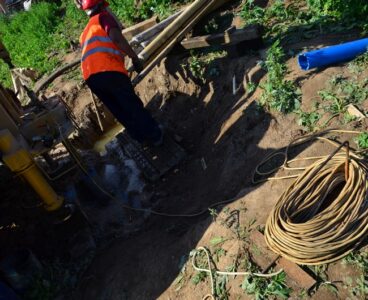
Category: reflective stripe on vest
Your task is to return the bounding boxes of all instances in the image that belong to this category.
[81,36,113,49]
[81,46,121,62]
[80,12,128,80]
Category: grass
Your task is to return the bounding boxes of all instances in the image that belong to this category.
[0,0,85,87]
[0,0,188,88]
[0,2,65,86]
[259,40,301,114]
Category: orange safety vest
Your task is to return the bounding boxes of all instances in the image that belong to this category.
[80,12,128,80]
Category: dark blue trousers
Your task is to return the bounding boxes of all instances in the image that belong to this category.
[86,71,161,144]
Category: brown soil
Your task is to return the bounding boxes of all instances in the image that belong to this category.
[2,3,368,300]
[71,31,368,300]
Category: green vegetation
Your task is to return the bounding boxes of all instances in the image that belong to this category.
[110,0,188,24]
[342,250,368,298]
[0,0,187,87]
[343,250,368,271]
[240,0,368,42]
[0,0,85,87]
[239,0,368,124]
[187,53,207,82]
[319,76,368,114]
[192,270,207,285]
[306,0,368,19]
[296,110,320,131]
[349,52,368,74]
[241,271,291,300]
[259,40,300,113]
[0,2,66,83]
[291,50,368,132]
[185,50,226,83]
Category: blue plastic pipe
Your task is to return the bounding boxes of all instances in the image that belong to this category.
[298,38,368,71]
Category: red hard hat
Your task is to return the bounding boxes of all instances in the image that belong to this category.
[81,0,108,10]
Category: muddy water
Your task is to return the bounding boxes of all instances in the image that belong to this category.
[93,123,123,153]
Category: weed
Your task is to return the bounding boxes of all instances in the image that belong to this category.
[222,207,230,215]
[323,282,339,295]
[192,271,207,285]
[241,0,368,45]
[343,112,358,124]
[343,251,368,297]
[351,275,368,298]
[348,51,368,74]
[215,274,230,300]
[110,0,188,24]
[259,40,300,113]
[235,218,256,243]
[318,76,368,116]
[298,288,308,299]
[247,81,257,94]
[209,208,219,221]
[188,53,206,82]
[240,0,266,26]
[355,132,368,149]
[186,50,226,83]
[312,264,328,281]
[241,271,291,300]
[205,18,219,34]
[210,236,226,247]
[306,0,368,20]
[296,110,321,131]
[213,248,227,262]
[319,90,346,114]
[190,249,208,285]
[343,250,368,271]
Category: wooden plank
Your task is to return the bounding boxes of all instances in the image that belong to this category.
[180,25,261,49]
[122,16,158,41]
[277,258,316,290]
[131,10,183,47]
[347,104,366,119]
[249,230,316,290]
[133,0,230,85]
[250,230,279,271]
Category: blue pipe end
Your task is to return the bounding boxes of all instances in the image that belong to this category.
[298,54,310,71]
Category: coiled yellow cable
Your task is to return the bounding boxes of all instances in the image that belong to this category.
[263,131,368,265]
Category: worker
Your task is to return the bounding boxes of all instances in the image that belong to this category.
[79,0,163,146]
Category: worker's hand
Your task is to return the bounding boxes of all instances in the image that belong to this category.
[132,57,143,73]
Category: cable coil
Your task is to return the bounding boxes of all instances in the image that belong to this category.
[265,140,368,265]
